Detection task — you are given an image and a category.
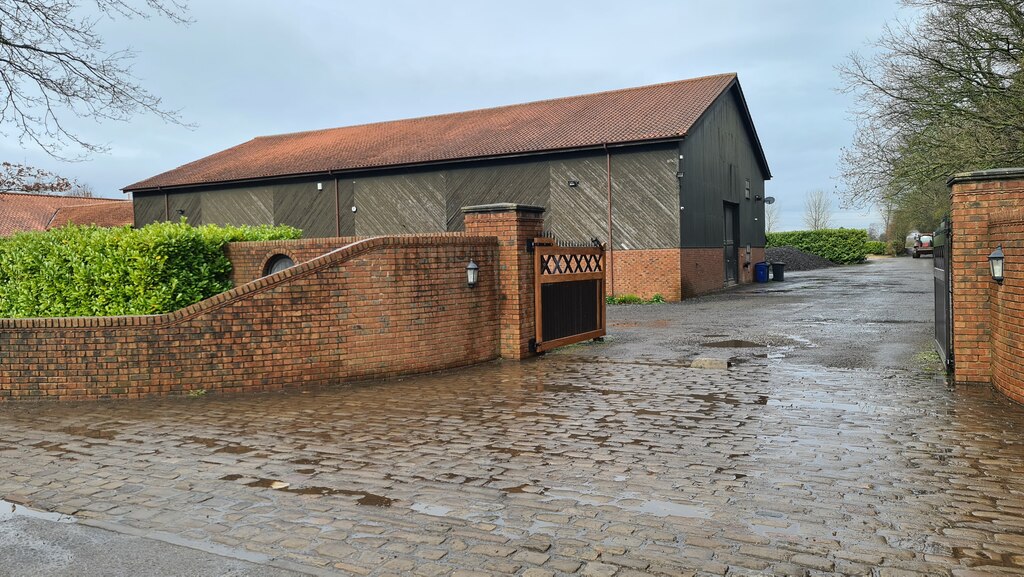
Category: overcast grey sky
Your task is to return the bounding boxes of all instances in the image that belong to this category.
[2,0,908,231]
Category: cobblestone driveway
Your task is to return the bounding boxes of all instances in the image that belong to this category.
[2,258,1024,576]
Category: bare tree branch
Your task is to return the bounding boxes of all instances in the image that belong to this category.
[838,0,1022,234]
[0,0,191,160]
[803,190,833,230]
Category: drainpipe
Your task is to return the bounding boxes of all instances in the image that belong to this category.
[604,143,614,296]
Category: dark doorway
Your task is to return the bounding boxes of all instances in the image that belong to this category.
[723,202,739,284]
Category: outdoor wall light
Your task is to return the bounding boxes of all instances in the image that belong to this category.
[466,260,479,288]
[567,180,580,187]
[989,245,1005,283]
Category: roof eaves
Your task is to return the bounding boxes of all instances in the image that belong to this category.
[123,135,690,193]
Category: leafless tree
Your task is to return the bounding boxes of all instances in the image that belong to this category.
[839,0,1024,211]
[803,190,833,230]
[0,0,191,159]
[764,203,780,233]
[68,181,94,197]
[0,161,74,193]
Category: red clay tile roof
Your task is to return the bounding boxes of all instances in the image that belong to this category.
[48,201,135,229]
[126,73,751,191]
[0,192,133,236]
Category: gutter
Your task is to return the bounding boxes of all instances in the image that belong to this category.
[123,137,686,194]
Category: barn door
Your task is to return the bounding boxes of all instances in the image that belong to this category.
[723,203,739,284]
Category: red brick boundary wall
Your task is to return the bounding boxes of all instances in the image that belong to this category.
[0,235,500,401]
[948,168,1024,404]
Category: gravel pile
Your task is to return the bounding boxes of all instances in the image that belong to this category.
[765,246,837,271]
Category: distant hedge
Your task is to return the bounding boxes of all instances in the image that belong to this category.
[766,229,869,264]
[0,220,301,318]
[865,240,888,255]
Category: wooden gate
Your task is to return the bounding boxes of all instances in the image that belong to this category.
[531,238,606,353]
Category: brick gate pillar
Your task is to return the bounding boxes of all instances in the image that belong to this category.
[463,204,545,360]
[947,168,1024,386]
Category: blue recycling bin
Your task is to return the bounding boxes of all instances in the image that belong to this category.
[754,262,770,283]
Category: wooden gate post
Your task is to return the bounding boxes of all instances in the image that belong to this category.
[463,204,545,360]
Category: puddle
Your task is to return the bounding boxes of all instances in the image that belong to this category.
[220,474,244,481]
[214,445,257,454]
[0,499,75,524]
[182,436,222,448]
[59,426,118,440]
[636,499,712,519]
[31,441,88,456]
[545,489,711,519]
[767,398,864,412]
[704,339,764,348]
[411,502,453,517]
[240,478,394,506]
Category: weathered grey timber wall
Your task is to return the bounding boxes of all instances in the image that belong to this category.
[133,143,682,250]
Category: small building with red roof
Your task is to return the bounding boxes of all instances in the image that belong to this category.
[0,192,133,237]
[125,74,771,300]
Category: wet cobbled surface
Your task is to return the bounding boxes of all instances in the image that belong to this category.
[2,257,1024,576]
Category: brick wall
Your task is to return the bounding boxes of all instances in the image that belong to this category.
[680,248,727,298]
[463,205,544,359]
[0,236,499,401]
[948,169,1024,405]
[609,247,765,301]
[225,236,365,286]
[611,249,682,301]
[948,171,1024,386]
[987,212,1024,404]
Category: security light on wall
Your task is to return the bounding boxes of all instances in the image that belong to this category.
[567,180,580,188]
[989,245,1005,283]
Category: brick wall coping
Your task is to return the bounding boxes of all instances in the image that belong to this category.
[948,167,1024,185]
[0,234,496,331]
[226,232,467,249]
[461,203,546,214]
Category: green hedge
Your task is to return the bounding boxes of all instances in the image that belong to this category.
[0,220,301,318]
[865,240,888,255]
[766,229,869,264]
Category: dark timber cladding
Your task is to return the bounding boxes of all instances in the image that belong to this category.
[679,87,769,248]
[130,143,682,250]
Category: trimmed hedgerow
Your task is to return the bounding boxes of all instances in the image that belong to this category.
[865,240,888,255]
[766,229,869,264]
[0,220,301,318]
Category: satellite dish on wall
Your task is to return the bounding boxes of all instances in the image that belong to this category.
[764,196,776,204]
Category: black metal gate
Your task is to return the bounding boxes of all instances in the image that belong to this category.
[933,218,953,370]
[531,238,606,353]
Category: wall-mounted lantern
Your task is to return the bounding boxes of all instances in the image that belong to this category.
[567,180,580,188]
[466,260,479,288]
[989,245,1005,284]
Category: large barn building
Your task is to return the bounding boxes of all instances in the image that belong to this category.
[125,73,771,300]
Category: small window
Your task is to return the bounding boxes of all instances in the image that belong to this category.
[745,179,751,200]
[263,254,294,276]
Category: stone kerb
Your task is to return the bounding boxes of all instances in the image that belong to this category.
[463,204,545,360]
